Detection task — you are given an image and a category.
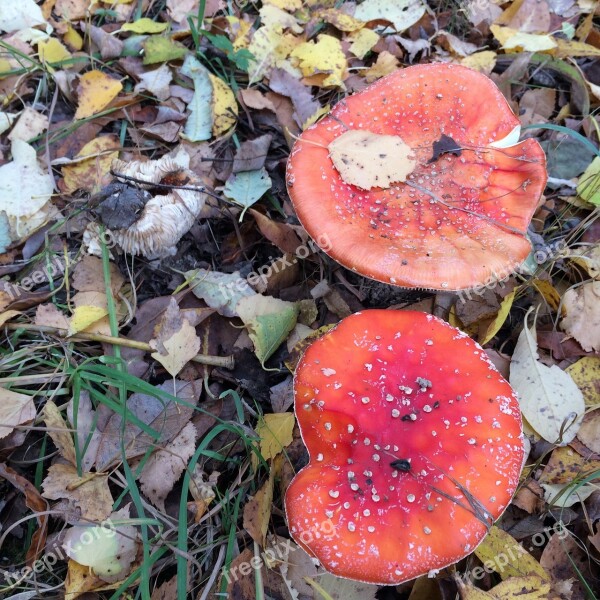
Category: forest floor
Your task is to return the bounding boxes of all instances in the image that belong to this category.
[0,0,599,599]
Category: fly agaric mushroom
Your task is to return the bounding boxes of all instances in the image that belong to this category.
[285,310,523,584]
[286,63,547,290]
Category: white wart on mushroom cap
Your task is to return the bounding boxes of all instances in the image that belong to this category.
[285,310,524,585]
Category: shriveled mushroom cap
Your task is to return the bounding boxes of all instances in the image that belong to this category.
[285,310,523,584]
[286,64,547,291]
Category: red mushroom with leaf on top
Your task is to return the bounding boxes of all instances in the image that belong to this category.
[285,310,523,584]
[286,63,547,291]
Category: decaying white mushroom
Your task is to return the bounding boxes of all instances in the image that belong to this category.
[87,150,207,258]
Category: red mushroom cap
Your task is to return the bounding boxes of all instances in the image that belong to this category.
[286,63,547,291]
[285,310,523,584]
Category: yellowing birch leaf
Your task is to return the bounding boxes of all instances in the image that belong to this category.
[64,23,83,51]
[69,305,108,335]
[255,412,295,461]
[348,28,379,59]
[565,357,600,405]
[461,50,497,74]
[121,17,168,34]
[319,8,365,31]
[38,38,72,63]
[474,526,550,582]
[510,308,585,445]
[208,73,237,136]
[0,388,35,439]
[150,319,200,376]
[363,50,400,82]
[61,135,120,194]
[74,71,123,120]
[328,130,417,190]
[290,34,346,87]
[480,290,516,346]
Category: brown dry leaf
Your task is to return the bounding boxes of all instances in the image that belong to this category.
[239,88,277,112]
[61,135,120,194]
[94,379,201,471]
[519,88,556,128]
[501,0,551,33]
[328,130,417,190]
[0,462,49,563]
[7,107,49,142]
[561,281,600,352]
[575,410,600,454]
[540,531,589,598]
[139,421,197,511]
[74,70,123,120]
[64,559,116,597]
[0,388,35,439]
[55,0,90,20]
[188,468,219,522]
[35,303,69,329]
[72,254,124,298]
[42,463,113,520]
[224,548,255,597]
[151,575,178,600]
[243,461,276,546]
[0,309,21,327]
[250,208,303,254]
[512,479,545,513]
[42,399,77,465]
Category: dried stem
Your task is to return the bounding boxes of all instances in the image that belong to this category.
[3,323,234,369]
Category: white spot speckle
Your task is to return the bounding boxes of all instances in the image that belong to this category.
[329,490,339,498]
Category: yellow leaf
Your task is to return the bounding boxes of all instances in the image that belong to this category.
[255,413,295,461]
[566,356,600,406]
[302,105,329,130]
[328,130,417,190]
[348,28,379,59]
[488,575,551,599]
[150,319,200,376]
[42,400,77,465]
[208,73,238,137]
[363,50,400,82]
[531,278,562,312]
[555,37,600,58]
[480,290,516,346]
[38,38,72,63]
[121,17,168,34]
[0,309,20,327]
[74,70,123,120]
[61,135,120,194]
[0,388,35,439]
[474,526,551,582]
[491,25,557,52]
[69,305,108,335]
[64,23,83,51]
[290,34,346,87]
[461,50,497,74]
[319,8,365,32]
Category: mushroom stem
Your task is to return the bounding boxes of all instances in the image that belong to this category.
[3,323,235,369]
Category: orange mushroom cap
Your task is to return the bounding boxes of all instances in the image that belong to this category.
[285,310,523,584]
[286,64,547,291]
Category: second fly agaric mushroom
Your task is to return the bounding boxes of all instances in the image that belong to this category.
[286,63,547,291]
[285,310,523,584]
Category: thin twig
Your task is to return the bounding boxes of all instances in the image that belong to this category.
[3,323,234,369]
